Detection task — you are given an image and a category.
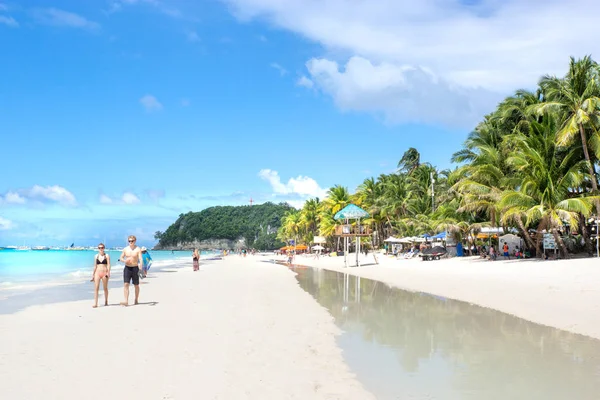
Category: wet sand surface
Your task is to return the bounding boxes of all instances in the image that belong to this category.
[294,267,600,400]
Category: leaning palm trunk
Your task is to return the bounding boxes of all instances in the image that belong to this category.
[578,213,593,255]
[579,123,599,191]
[551,227,568,259]
[516,218,536,250]
[535,231,543,259]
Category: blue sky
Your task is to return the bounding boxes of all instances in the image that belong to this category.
[0,0,597,246]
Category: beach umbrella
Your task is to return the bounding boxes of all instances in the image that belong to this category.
[333,204,370,220]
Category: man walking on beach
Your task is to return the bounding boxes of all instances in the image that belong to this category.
[119,235,143,306]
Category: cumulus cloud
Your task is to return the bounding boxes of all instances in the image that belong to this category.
[270,62,288,76]
[2,191,26,204]
[140,95,163,112]
[258,169,327,199]
[25,185,77,205]
[122,192,141,204]
[1,186,76,206]
[306,56,498,126]
[297,76,314,89]
[223,0,600,127]
[0,216,14,230]
[99,194,113,204]
[32,8,100,30]
[0,15,18,27]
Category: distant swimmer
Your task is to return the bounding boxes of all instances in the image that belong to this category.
[91,243,111,308]
[192,248,200,271]
[119,235,143,306]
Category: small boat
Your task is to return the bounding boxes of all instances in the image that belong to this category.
[32,246,50,251]
[16,246,31,251]
[5,246,17,250]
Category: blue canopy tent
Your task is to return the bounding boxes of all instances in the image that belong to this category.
[433,232,447,240]
[334,204,370,267]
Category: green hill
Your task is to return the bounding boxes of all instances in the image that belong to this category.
[154,202,292,250]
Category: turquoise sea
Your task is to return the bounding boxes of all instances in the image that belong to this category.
[0,249,209,294]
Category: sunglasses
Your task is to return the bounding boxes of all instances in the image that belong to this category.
[128,240,135,243]
[98,247,105,249]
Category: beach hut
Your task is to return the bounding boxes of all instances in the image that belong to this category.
[498,233,522,256]
[334,204,370,267]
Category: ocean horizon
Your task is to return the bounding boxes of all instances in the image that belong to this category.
[0,249,213,296]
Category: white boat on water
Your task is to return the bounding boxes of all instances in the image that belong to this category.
[16,246,31,251]
[5,246,17,250]
[32,246,50,251]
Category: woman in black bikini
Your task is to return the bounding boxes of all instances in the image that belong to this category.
[91,243,111,308]
[192,249,200,271]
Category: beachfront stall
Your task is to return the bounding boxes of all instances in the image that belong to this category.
[333,204,370,267]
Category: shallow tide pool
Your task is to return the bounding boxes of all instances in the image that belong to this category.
[293,266,600,400]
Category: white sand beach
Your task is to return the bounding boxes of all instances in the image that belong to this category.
[0,258,374,400]
[290,252,600,340]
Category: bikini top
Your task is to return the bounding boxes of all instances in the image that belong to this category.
[193,256,199,260]
[96,255,108,265]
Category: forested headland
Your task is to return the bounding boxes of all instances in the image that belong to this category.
[154,202,292,250]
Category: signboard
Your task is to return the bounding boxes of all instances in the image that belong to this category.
[543,233,556,250]
[313,236,326,244]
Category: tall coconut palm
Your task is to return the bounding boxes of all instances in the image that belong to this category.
[536,55,600,192]
[499,113,595,258]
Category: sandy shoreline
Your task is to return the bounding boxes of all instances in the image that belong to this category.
[288,252,600,340]
[0,257,374,400]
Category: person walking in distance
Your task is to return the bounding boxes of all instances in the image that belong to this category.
[119,235,143,306]
[192,248,200,271]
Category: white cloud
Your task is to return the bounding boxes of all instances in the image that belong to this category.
[187,31,200,42]
[306,56,498,126]
[3,191,26,204]
[223,0,600,127]
[258,169,327,199]
[0,217,14,230]
[27,185,77,206]
[1,186,76,206]
[270,62,288,76]
[145,189,165,201]
[0,15,18,27]
[140,95,163,112]
[33,8,100,30]
[122,192,141,204]
[297,76,314,89]
[99,194,113,204]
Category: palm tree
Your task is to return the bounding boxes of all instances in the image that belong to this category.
[536,55,600,192]
[499,113,595,258]
[397,147,421,174]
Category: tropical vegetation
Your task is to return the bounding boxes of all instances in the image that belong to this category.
[155,202,292,250]
[279,56,600,258]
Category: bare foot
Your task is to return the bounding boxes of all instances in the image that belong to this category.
[92,305,98,308]
[120,301,128,306]
[104,302,108,306]
[134,301,139,305]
